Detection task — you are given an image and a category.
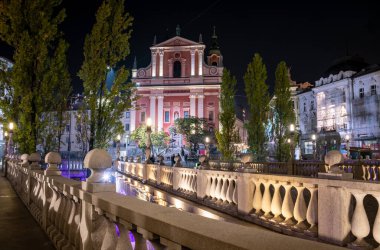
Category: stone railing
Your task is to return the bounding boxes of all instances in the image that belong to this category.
[335,160,380,181]
[117,160,380,249]
[5,151,347,250]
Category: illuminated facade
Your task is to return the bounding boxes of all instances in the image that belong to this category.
[297,56,380,159]
[131,27,223,147]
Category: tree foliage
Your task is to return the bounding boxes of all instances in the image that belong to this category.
[78,0,134,150]
[273,61,295,161]
[130,125,170,150]
[215,68,239,160]
[243,53,270,161]
[174,117,211,152]
[0,0,70,154]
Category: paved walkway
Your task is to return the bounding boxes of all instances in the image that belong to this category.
[0,172,54,250]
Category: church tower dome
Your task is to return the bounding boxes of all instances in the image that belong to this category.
[207,26,223,67]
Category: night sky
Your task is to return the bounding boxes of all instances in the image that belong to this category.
[1,0,379,98]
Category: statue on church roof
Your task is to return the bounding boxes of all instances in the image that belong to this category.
[176,24,181,36]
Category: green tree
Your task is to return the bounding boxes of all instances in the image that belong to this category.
[243,53,270,161]
[39,40,72,153]
[215,69,239,160]
[174,117,210,153]
[273,61,295,161]
[78,0,134,150]
[130,125,170,154]
[0,0,67,153]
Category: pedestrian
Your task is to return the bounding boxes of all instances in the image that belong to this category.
[171,154,175,166]
[181,147,184,157]
[184,154,188,164]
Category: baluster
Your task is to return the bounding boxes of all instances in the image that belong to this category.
[372,193,380,249]
[372,165,377,181]
[349,191,370,248]
[220,177,228,202]
[252,179,262,215]
[226,179,233,203]
[362,165,367,180]
[293,184,307,230]
[210,177,217,199]
[305,184,318,236]
[215,177,223,201]
[115,222,134,250]
[281,182,294,225]
[261,180,272,219]
[205,176,211,197]
[270,181,283,222]
[232,180,238,204]
[366,165,371,181]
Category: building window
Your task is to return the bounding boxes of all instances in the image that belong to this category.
[359,88,364,98]
[140,112,145,122]
[125,123,130,131]
[371,85,377,95]
[173,61,181,78]
[342,91,346,102]
[66,125,70,132]
[125,112,130,118]
[208,110,214,122]
[304,141,313,154]
[303,103,306,112]
[184,111,189,118]
[310,100,314,111]
[164,111,170,123]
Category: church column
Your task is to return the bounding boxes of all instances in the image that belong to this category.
[190,49,195,76]
[157,96,164,131]
[151,51,157,77]
[130,101,136,132]
[190,95,196,117]
[149,96,156,130]
[197,94,204,118]
[159,50,164,77]
[198,50,203,76]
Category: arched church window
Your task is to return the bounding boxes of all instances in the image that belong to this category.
[173,61,181,78]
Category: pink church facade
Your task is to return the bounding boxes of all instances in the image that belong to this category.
[131,30,223,146]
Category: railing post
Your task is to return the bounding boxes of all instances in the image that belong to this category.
[27,153,41,206]
[42,152,62,231]
[318,184,351,245]
[196,169,206,199]
[237,172,253,214]
[80,149,115,250]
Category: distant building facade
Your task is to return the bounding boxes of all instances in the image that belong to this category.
[296,56,380,159]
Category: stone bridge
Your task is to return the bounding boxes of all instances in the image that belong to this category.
[3,150,380,249]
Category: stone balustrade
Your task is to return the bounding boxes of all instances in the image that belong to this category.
[116,160,380,249]
[5,152,346,250]
[335,161,380,181]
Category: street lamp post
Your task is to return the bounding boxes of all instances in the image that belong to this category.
[7,122,14,155]
[116,134,121,161]
[345,134,350,159]
[205,136,210,159]
[311,134,317,160]
[145,118,152,163]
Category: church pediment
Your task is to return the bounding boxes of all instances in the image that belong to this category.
[152,36,202,48]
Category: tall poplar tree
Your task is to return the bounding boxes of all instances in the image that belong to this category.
[215,69,239,160]
[244,53,270,161]
[0,0,68,153]
[78,0,134,150]
[273,61,295,161]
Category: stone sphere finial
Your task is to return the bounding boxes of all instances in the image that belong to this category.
[325,150,344,173]
[44,152,62,173]
[45,152,62,165]
[84,149,112,183]
[20,154,29,167]
[28,152,41,169]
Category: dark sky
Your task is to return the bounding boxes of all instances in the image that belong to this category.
[1,0,379,98]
